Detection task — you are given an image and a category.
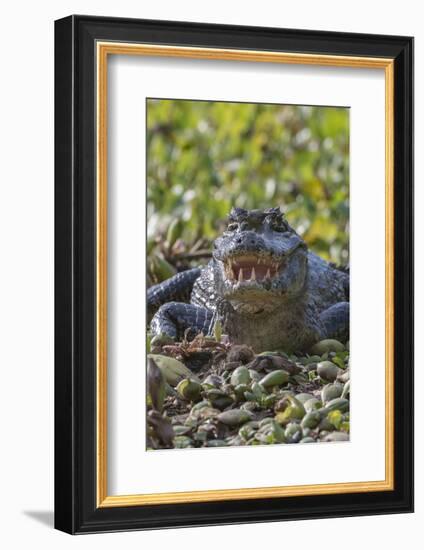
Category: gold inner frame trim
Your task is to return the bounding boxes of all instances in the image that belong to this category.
[96,41,395,508]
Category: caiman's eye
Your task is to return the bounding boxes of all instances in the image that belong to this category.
[271,218,290,232]
[227,223,238,232]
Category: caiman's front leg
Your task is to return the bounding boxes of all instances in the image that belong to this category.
[147,268,201,322]
[320,302,350,342]
[150,302,214,341]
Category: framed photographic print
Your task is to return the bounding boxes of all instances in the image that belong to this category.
[54,15,413,534]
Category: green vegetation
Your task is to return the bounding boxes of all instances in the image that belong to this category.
[147,99,349,281]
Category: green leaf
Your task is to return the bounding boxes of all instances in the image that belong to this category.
[327,410,343,430]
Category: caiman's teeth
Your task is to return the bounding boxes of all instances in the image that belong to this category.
[226,255,282,283]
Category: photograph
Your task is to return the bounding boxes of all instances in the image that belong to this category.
[146,98,350,450]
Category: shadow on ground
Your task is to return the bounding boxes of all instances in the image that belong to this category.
[23,510,54,528]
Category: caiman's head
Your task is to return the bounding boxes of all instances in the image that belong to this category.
[212,207,308,314]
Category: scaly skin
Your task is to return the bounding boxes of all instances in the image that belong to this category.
[148,207,349,352]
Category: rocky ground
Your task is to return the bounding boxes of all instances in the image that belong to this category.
[146,334,350,450]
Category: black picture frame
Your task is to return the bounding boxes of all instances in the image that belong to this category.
[55,14,414,534]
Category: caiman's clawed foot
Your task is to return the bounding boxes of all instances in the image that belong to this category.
[150,302,214,341]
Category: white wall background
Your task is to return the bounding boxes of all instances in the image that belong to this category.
[0,0,420,548]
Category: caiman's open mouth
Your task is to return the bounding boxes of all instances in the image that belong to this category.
[224,254,282,283]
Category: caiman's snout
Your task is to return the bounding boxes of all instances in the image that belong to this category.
[230,231,266,253]
[212,206,308,294]
[221,231,282,283]
[220,231,283,284]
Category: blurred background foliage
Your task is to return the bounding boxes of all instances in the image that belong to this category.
[147,99,349,286]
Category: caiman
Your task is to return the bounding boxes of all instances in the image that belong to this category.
[147,207,349,353]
